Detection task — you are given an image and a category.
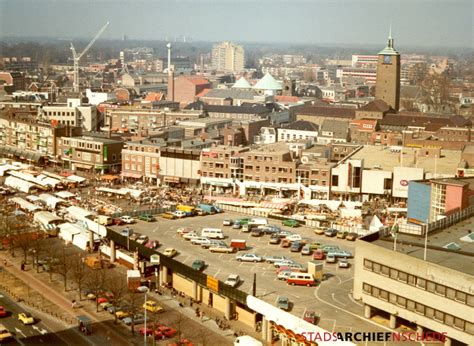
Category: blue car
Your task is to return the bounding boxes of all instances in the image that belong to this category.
[232,221,242,229]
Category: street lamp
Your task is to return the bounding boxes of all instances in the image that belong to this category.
[137,286,149,345]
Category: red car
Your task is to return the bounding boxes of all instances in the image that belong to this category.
[157,325,177,338]
[96,297,108,304]
[0,306,7,317]
[169,339,193,346]
[139,327,154,336]
[113,218,125,226]
[145,240,160,249]
[153,330,163,339]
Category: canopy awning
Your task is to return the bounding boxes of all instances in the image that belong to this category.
[260,202,289,210]
[100,175,120,181]
[121,172,142,179]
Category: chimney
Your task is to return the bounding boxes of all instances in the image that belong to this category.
[167,43,175,102]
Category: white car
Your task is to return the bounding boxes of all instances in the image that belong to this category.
[136,235,149,244]
[277,271,292,280]
[223,219,233,226]
[265,255,289,264]
[338,258,350,268]
[172,210,187,218]
[183,232,199,240]
[177,227,192,235]
[273,259,296,268]
[236,253,263,262]
[224,274,240,287]
[285,234,302,242]
[191,237,211,246]
[120,216,135,224]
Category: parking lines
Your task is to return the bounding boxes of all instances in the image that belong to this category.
[331,293,347,307]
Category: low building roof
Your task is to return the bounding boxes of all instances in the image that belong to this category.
[295,105,356,119]
[283,120,319,132]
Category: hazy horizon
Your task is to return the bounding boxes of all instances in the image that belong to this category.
[1,0,472,49]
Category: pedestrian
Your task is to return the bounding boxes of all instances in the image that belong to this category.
[3,259,6,267]
[20,261,25,271]
[200,311,205,322]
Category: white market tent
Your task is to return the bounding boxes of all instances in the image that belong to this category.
[38,193,67,209]
[4,176,37,193]
[96,187,144,199]
[55,191,76,199]
[10,197,42,212]
[7,171,50,189]
[37,174,62,188]
[66,175,86,184]
[58,223,82,242]
[0,164,21,176]
[66,206,95,221]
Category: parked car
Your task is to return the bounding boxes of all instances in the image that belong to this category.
[260,225,281,235]
[290,241,304,252]
[129,233,141,242]
[0,323,12,342]
[209,245,235,253]
[273,259,295,268]
[202,239,226,249]
[223,219,233,226]
[183,232,199,240]
[224,274,240,287]
[337,231,348,239]
[313,227,326,235]
[172,211,187,218]
[136,235,149,245]
[138,214,156,222]
[160,212,176,220]
[269,234,281,244]
[251,228,264,237]
[330,250,353,258]
[156,325,177,338]
[120,215,135,224]
[285,234,302,242]
[322,245,340,253]
[122,314,147,326]
[280,239,291,248]
[177,227,192,235]
[115,310,130,319]
[0,307,6,318]
[232,221,242,229]
[163,248,177,257]
[144,240,159,249]
[112,218,125,226]
[265,255,289,263]
[301,244,313,256]
[338,258,350,268]
[277,263,305,271]
[277,296,290,311]
[191,260,205,271]
[313,249,325,260]
[235,253,263,262]
[326,254,337,263]
[139,327,154,336]
[18,312,34,325]
[121,227,133,237]
[277,230,294,238]
[324,228,338,237]
[346,232,358,241]
[236,218,251,225]
[282,219,300,228]
[191,237,211,246]
[277,271,292,280]
[308,242,323,250]
[143,301,164,313]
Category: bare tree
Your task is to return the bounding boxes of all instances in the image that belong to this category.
[70,254,91,301]
[125,290,143,336]
[29,232,47,272]
[104,272,127,324]
[52,248,74,291]
[84,268,108,312]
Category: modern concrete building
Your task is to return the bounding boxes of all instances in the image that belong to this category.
[353,227,474,345]
[42,98,99,132]
[58,135,124,173]
[211,41,245,73]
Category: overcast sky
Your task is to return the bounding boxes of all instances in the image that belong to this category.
[0,0,472,48]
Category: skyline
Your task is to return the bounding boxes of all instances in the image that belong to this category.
[0,0,473,49]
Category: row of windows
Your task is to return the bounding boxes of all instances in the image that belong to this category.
[363,259,474,307]
[362,283,473,335]
[45,111,74,117]
[279,134,315,140]
[62,140,101,150]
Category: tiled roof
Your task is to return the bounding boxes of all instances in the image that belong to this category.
[196,88,211,98]
[201,89,257,100]
[284,120,319,132]
[358,99,391,113]
[183,77,211,86]
[321,120,349,138]
[295,106,356,118]
[275,95,301,103]
[350,119,378,131]
[205,104,270,115]
[143,92,164,102]
[380,114,452,128]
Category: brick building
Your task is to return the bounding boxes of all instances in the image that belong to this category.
[349,119,378,144]
[0,71,26,93]
[173,76,212,105]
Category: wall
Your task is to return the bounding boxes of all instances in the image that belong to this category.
[392,166,424,198]
[159,156,200,180]
[445,184,468,215]
[361,170,392,195]
[407,181,431,223]
[172,273,195,297]
[235,306,256,327]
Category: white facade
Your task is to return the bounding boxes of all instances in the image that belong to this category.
[331,159,363,195]
[392,166,424,198]
[42,98,98,131]
[211,41,245,72]
[159,155,200,181]
[277,128,318,143]
[254,127,276,145]
[361,170,392,195]
[85,89,115,105]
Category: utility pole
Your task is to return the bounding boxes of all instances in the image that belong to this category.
[252,273,256,296]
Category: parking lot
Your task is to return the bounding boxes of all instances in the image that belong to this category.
[111,211,394,336]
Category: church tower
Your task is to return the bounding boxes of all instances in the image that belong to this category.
[375,29,400,111]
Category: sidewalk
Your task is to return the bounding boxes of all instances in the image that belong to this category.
[0,253,132,346]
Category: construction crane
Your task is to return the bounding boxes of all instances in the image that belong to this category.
[70,22,110,93]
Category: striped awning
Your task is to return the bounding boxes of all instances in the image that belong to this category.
[260,202,288,210]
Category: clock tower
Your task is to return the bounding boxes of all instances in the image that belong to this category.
[375,29,400,111]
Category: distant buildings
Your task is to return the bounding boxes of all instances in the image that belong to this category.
[211,41,245,73]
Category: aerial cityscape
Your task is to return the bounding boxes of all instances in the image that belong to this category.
[0,0,472,345]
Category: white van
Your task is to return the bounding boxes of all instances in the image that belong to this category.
[201,228,225,239]
[249,218,268,226]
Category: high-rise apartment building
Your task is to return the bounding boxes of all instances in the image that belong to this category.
[211,41,244,72]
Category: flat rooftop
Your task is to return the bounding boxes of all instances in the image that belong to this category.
[371,217,474,275]
[351,145,461,175]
